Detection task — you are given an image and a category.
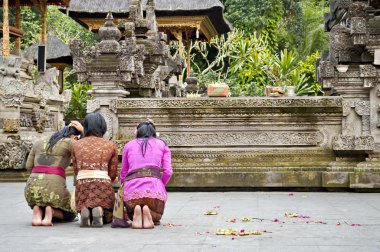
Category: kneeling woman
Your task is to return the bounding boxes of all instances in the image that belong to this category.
[72,113,118,227]
[24,122,83,226]
[121,120,173,229]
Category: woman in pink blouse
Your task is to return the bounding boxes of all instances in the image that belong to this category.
[121,120,173,229]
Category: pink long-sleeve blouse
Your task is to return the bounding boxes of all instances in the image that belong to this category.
[121,137,173,202]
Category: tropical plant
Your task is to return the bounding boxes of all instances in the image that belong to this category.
[64,82,92,120]
[262,49,298,88]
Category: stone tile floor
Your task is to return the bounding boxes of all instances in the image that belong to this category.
[0,178,380,252]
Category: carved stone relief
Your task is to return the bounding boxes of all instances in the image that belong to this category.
[0,140,32,170]
[159,132,324,147]
[3,119,20,133]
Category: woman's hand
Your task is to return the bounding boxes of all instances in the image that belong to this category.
[69,121,84,133]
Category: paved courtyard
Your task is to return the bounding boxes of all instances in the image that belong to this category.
[0,178,380,252]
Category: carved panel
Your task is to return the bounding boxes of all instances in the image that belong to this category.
[20,113,33,128]
[0,140,32,170]
[350,17,366,35]
[333,135,374,150]
[360,65,377,78]
[32,106,50,133]
[3,119,20,133]
[319,61,335,78]
[115,97,343,109]
[355,101,370,116]
[333,135,355,150]
[159,132,324,147]
[354,136,374,150]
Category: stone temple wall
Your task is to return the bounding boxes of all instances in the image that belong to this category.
[110,97,344,189]
[0,55,71,181]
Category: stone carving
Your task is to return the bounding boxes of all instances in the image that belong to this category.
[0,140,32,170]
[20,113,33,128]
[3,119,20,133]
[114,97,343,109]
[0,51,73,176]
[318,61,335,78]
[71,0,183,99]
[32,105,50,133]
[159,132,323,147]
[0,79,26,106]
[35,67,60,98]
[355,101,370,116]
[350,17,368,45]
[332,135,350,150]
[360,65,377,78]
[330,24,353,63]
[320,0,379,156]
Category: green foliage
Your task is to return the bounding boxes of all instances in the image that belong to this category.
[277,1,329,58]
[64,82,92,120]
[18,6,97,49]
[46,7,97,47]
[222,0,282,32]
[20,7,42,50]
[192,29,322,97]
[297,52,324,96]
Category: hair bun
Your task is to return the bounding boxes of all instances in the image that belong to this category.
[146,118,155,125]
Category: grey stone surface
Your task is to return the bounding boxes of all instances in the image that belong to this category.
[1,177,380,252]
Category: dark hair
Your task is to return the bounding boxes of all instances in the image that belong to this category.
[83,112,107,137]
[46,126,81,152]
[136,121,157,157]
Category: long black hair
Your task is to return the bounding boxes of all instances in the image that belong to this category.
[83,112,107,137]
[136,120,157,157]
[46,126,81,152]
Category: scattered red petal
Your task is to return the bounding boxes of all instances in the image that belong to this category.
[351,224,362,227]
[288,193,294,196]
[273,218,279,222]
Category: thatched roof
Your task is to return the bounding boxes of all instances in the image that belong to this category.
[24,33,72,65]
[0,0,69,7]
[62,0,231,34]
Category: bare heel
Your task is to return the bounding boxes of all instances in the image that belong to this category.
[92,207,103,228]
[80,208,91,228]
[142,206,154,229]
[132,205,142,229]
[41,206,53,226]
[32,206,42,226]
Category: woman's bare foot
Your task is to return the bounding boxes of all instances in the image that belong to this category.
[132,205,142,229]
[142,205,154,229]
[42,206,53,226]
[92,207,103,228]
[80,208,91,228]
[32,206,43,226]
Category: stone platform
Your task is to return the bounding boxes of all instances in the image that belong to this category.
[108,97,352,189]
